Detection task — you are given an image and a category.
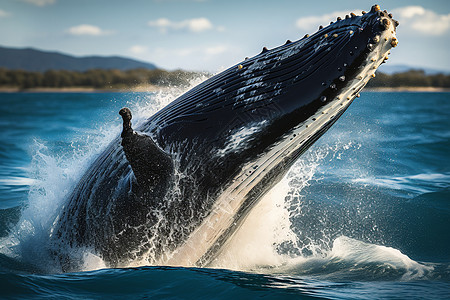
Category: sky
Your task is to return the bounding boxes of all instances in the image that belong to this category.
[0,0,449,72]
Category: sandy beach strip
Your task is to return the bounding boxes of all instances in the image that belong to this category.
[1,86,449,93]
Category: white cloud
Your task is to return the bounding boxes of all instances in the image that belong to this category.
[141,43,242,72]
[148,17,218,33]
[393,6,450,36]
[394,6,426,19]
[205,45,227,55]
[0,9,10,17]
[67,24,112,36]
[186,18,213,32]
[129,45,148,55]
[149,44,230,62]
[148,18,172,28]
[153,0,209,2]
[174,48,195,57]
[294,6,450,36]
[20,0,56,6]
[295,10,359,32]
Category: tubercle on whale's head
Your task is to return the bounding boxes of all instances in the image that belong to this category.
[301,4,399,107]
[313,5,399,102]
[301,4,399,105]
[237,4,399,118]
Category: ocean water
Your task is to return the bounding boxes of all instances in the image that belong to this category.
[0,90,449,299]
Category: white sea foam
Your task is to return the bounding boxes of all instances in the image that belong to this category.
[328,236,433,280]
[269,235,434,280]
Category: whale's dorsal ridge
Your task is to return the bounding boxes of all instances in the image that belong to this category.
[119,107,173,196]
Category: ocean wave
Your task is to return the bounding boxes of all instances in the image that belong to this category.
[275,236,435,281]
[353,173,450,195]
[0,176,36,187]
[1,265,448,300]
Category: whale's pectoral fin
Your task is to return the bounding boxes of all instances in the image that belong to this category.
[119,108,173,196]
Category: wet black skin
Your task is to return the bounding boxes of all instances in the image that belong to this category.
[119,107,173,200]
[52,6,398,270]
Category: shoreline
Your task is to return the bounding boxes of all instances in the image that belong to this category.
[364,87,450,92]
[0,84,168,93]
[0,86,449,93]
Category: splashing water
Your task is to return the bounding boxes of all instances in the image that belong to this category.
[0,77,216,273]
[211,140,434,280]
[0,78,436,281]
[210,143,327,270]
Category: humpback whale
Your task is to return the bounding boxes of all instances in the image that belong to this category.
[52,5,398,271]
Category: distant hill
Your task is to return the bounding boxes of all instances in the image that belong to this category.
[378,64,450,75]
[0,46,157,72]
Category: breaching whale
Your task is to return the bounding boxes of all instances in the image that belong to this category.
[52,5,398,271]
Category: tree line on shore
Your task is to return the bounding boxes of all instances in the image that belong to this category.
[0,68,200,89]
[0,68,449,90]
[366,70,450,88]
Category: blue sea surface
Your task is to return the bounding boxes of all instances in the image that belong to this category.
[0,91,449,299]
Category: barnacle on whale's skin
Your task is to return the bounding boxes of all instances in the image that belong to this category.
[52,4,398,271]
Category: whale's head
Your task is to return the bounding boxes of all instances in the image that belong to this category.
[281,4,399,112]
[240,4,399,128]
